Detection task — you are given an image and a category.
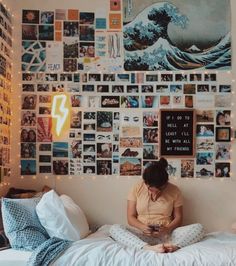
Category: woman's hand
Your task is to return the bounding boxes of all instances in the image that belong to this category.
[141,225,153,236]
[151,226,170,238]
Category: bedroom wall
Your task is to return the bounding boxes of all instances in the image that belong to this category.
[6,0,236,232]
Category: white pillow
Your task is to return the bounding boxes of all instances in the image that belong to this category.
[36,190,89,241]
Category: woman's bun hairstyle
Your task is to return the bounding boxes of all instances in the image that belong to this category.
[143,158,169,188]
[159,157,168,169]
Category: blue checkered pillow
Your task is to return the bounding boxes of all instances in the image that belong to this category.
[1,197,49,251]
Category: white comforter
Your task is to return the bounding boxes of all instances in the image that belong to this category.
[53,225,236,266]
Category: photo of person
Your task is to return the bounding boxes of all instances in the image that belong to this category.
[84,122,96,131]
[39,95,51,104]
[215,127,231,142]
[70,140,82,158]
[161,74,173,81]
[38,25,54,41]
[21,128,36,142]
[143,128,158,143]
[143,111,158,127]
[80,12,95,24]
[22,84,35,92]
[83,144,95,153]
[170,84,182,93]
[216,110,231,125]
[185,95,193,108]
[21,160,36,175]
[215,143,231,160]
[80,42,95,57]
[143,145,158,160]
[181,160,194,178]
[112,85,124,93]
[22,94,37,109]
[97,160,112,175]
[160,96,170,107]
[21,111,36,126]
[53,160,68,175]
[63,21,79,37]
[22,73,35,81]
[156,85,168,93]
[84,166,96,174]
[183,84,196,94]
[190,73,202,81]
[204,73,216,81]
[21,143,36,158]
[103,74,115,81]
[97,143,112,158]
[39,107,51,115]
[127,85,139,93]
[39,143,51,151]
[71,95,82,107]
[141,96,158,108]
[141,85,154,93]
[121,96,139,108]
[197,84,209,92]
[97,85,109,93]
[70,110,82,129]
[80,25,95,41]
[215,163,230,178]
[82,84,94,92]
[196,124,214,137]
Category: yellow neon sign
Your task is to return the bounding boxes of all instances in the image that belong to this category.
[51,93,70,137]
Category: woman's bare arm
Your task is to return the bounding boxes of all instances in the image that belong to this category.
[127,200,150,232]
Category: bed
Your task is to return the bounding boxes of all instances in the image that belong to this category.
[2,225,235,266]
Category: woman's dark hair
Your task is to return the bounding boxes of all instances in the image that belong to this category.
[143,158,169,188]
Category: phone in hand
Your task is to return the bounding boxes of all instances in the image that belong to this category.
[148,224,160,232]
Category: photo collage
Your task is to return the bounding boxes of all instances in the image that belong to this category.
[20,6,233,178]
[0,3,12,182]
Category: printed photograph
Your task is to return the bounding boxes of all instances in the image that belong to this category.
[112,85,124,93]
[97,143,112,158]
[84,166,96,174]
[22,94,37,110]
[101,96,120,108]
[97,85,109,93]
[37,117,52,142]
[120,137,142,148]
[121,96,139,108]
[39,155,51,163]
[190,74,202,81]
[39,25,54,41]
[143,111,158,127]
[215,127,231,142]
[196,165,214,178]
[39,165,52,173]
[22,10,39,24]
[97,160,112,175]
[21,143,36,158]
[196,152,214,165]
[219,85,231,93]
[64,21,79,37]
[97,111,113,132]
[141,96,158,108]
[53,142,69,157]
[146,74,158,82]
[175,74,187,82]
[215,162,230,177]
[196,138,214,151]
[22,84,35,92]
[80,12,95,24]
[40,11,54,24]
[196,110,214,123]
[80,42,95,57]
[21,111,36,126]
[181,160,194,178]
[215,143,231,160]
[21,128,36,142]
[80,25,95,41]
[53,160,68,175]
[70,110,82,129]
[196,124,214,137]
[143,145,158,160]
[83,133,96,142]
[197,84,209,92]
[120,158,141,176]
[21,160,36,175]
[216,110,231,125]
[141,85,154,93]
[39,143,51,151]
[183,84,196,94]
[170,84,182,93]
[70,140,82,159]
[167,160,181,178]
[143,128,158,143]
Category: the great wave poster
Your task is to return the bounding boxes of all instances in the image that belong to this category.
[123,0,231,71]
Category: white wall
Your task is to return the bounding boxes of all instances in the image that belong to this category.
[6,0,236,232]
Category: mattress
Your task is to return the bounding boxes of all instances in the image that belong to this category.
[0,248,31,266]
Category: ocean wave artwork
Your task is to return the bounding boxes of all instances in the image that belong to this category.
[123,1,231,71]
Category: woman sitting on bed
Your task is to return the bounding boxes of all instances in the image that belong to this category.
[110,158,205,253]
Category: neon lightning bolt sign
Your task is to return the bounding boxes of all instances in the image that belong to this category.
[51,94,70,137]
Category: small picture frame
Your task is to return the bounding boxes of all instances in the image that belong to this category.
[215,127,231,142]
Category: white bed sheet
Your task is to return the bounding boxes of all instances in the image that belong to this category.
[0,248,31,266]
[53,225,236,266]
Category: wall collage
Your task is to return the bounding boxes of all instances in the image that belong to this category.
[20,0,233,179]
[0,3,12,183]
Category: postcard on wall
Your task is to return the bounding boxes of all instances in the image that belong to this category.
[46,42,63,72]
[123,0,231,71]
